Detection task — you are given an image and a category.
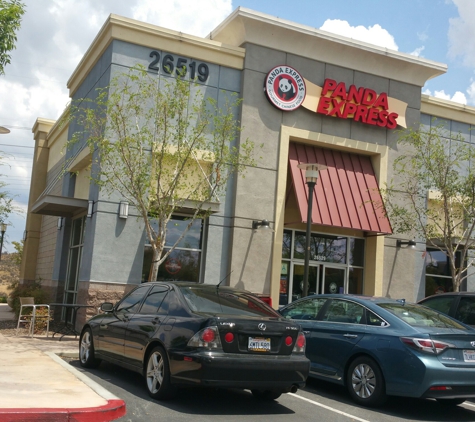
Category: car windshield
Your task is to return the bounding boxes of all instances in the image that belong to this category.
[179,287,279,317]
[378,303,468,329]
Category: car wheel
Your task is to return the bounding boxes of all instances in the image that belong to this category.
[346,356,386,407]
[79,328,101,368]
[145,346,176,400]
[251,390,282,400]
[436,398,465,406]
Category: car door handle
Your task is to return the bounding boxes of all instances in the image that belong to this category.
[343,334,358,338]
[152,317,160,325]
[303,331,310,335]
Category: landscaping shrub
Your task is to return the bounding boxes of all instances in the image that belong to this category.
[8,279,51,318]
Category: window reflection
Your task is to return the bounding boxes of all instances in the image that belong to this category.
[294,232,347,264]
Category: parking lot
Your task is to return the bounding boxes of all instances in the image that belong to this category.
[67,359,475,422]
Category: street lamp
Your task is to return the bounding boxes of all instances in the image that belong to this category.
[297,163,326,298]
[0,223,7,261]
[0,126,10,134]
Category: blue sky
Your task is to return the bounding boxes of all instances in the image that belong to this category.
[0,0,474,248]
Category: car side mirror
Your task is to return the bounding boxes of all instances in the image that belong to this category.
[101,302,114,312]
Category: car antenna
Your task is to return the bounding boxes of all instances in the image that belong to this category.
[217,270,233,291]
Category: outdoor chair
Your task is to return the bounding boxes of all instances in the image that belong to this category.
[15,297,50,337]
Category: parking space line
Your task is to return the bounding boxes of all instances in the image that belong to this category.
[289,393,370,422]
[463,402,475,409]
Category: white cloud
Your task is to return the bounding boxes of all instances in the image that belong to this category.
[410,46,425,57]
[467,80,475,104]
[448,0,475,67]
[320,19,398,51]
[429,89,468,105]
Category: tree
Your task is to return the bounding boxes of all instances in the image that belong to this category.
[68,65,256,282]
[0,0,25,75]
[382,123,475,292]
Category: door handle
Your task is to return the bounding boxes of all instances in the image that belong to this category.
[343,334,358,338]
[303,331,310,335]
[152,317,160,325]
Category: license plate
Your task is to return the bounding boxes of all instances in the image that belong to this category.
[248,337,271,352]
[463,350,475,362]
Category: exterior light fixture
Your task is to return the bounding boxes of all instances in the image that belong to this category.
[252,219,271,230]
[57,217,63,230]
[0,223,7,261]
[119,201,129,219]
[297,163,327,298]
[0,126,10,134]
[87,200,94,218]
[396,239,416,248]
[22,230,27,241]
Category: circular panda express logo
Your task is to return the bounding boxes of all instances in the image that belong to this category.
[264,65,306,111]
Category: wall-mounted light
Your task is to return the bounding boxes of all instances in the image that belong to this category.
[119,201,129,219]
[87,200,94,218]
[252,219,271,230]
[57,217,63,230]
[23,230,27,241]
[396,239,416,248]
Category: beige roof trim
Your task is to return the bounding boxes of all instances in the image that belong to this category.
[209,7,447,87]
[68,14,245,96]
[32,118,55,138]
[69,147,92,172]
[421,94,475,125]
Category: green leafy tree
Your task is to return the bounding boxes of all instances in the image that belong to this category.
[0,0,25,75]
[68,65,256,282]
[382,123,475,292]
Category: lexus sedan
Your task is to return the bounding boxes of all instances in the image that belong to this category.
[418,292,475,327]
[279,294,475,407]
[79,282,310,400]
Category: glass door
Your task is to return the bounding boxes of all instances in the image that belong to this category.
[290,263,319,303]
[322,266,346,294]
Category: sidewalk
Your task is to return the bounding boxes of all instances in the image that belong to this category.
[0,304,126,421]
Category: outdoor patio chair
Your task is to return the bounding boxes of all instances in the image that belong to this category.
[15,297,50,337]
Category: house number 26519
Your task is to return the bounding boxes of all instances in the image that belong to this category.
[148,51,209,82]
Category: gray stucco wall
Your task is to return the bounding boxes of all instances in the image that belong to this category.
[229,43,425,297]
[59,39,242,288]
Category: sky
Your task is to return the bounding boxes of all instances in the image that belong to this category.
[0,0,474,250]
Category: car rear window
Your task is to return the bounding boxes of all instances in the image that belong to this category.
[179,287,279,317]
[378,303,467,329]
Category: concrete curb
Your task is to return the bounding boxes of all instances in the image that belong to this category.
[0,352,126,422]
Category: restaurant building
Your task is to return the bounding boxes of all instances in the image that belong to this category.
[21,8,475,327]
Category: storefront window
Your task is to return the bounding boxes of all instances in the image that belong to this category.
[425,249,457,295]
[293,232,347,264]
[280,229,365,305]
[142,216,203,282]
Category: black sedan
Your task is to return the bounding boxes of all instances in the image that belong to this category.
[79,282,310,400]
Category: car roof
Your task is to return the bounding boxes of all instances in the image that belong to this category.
[302,293,409,305]
[419,292,475,301]
[147,281,251,294]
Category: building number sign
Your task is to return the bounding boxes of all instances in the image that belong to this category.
[148,51,209,82]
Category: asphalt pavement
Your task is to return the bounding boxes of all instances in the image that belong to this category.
[0,303,126,422]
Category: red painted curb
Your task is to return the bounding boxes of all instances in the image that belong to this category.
[0,399,126,422]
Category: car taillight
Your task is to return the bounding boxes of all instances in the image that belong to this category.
[285,336,293,346]
[400,337,454,354]
[292,332,306,354]
[225,332,234,343]
[187,326,223,349]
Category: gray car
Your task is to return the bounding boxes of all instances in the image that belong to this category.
[418,292,475,327]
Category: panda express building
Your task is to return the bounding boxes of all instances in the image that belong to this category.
[21,8,475,326]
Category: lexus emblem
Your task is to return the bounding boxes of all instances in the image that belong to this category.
[258,323,267,331]
[471,341,475,347]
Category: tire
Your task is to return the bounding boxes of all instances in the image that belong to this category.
[346,356,386,407]
[79,328,101,368]
[436,398,465,406]
[145,346,176,400]
[251,390,282,400]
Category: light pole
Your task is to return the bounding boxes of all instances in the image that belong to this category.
[297,163,326,298]
[0,223,7,261]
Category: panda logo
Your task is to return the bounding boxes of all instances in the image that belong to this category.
[264,65,306,111]
[277,76,297,101]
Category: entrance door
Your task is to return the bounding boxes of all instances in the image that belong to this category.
[291,264,319,303]
[322,266,346,294]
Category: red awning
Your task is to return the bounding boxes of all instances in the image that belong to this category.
[288,143,392,235]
